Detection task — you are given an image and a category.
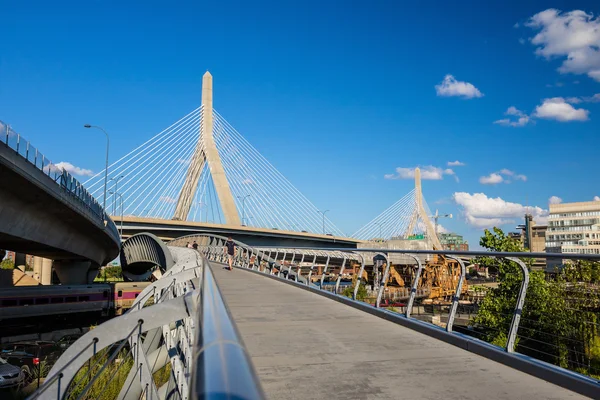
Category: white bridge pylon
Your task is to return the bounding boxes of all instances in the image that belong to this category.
[83,72,343,236]
[352,168,443,249]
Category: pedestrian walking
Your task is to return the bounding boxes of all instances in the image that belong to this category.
[192,241,198,250]
[225,237,235,270]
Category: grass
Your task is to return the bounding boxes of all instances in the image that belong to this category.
[65,348,134,400]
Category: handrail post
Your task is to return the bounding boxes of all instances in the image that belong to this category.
[307,255,317,285]
[505,257,530,353]
[445,255,467,332]
[376,255,391,308]
[278,251,287,277]
[319,255,331,288]
[335,256,348,294]
[405,255,424,318]
[353,253,366,300]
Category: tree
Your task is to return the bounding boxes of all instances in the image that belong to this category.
[471,228,600,377]
[0,258,14,270]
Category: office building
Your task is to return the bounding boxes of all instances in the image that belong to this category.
[546,200,600,256]
[438,233,469,251]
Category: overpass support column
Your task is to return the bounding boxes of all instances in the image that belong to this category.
[53,260,94,284]
[41,257,53,285]
[32,256,53,284]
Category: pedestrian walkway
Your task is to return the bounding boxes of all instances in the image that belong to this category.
[211,264,587,400]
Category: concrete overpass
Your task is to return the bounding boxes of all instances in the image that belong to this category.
[0,130,120,283]
[116,215,363,248]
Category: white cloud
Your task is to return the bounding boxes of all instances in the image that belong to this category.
[242,178,254,184]
[515,174,527,181]
[447,160,465,166]
[479,173,504,185]
[435,74,483,99]
[385,166,456,181]
[437,224,449,234]
[159,196,177,204]
[176,159,190,165]
[526,9,600,81]
[494,106,531,127]
[565,93,600,104]
[54,161,94,177]
[453,192,547,229]
[594,196,600,201]
[534,97,589,121]
[549,195,563,204]
[519,38,526,45]
[480,169,526,184]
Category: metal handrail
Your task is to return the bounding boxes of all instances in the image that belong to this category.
[191,258,265,399]
[1,120,119,240]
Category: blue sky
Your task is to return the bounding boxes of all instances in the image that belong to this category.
[1,1,599,248]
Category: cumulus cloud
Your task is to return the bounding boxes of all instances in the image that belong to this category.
[385,166,457,181]
[453,192,547,228]
[242,178,254,184]
[480,169,526,184]
[159,196,177,204]
[494,106,531,127]
[54,161,94,177]
[549,195,563,204]
[594,196,600,201]
[565,94,600,104]
[526,9,600,81]
[479,173,504,185]
[447,160,465,166]
[534,97,590,121]
[435,74,483,99]
[437,224,449,234]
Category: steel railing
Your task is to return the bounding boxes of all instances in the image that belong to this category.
[29,245,264,400]
[1,121,119,241]
[176,235,600,391]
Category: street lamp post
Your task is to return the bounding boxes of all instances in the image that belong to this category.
[237,195,251,226]
[109,175,124,215]
[317,209,330,234]
[84,125,110,217]
[110,191,124,240]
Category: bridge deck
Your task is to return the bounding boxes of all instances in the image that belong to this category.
[211,264,586,400]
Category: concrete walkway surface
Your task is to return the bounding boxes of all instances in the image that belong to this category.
[211,264,590,400]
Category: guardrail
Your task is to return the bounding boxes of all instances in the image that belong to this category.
[30,245,263,400]
[175,235,600,397]
[1,121,119,240]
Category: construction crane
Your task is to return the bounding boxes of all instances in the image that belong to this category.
[430,209,452,240]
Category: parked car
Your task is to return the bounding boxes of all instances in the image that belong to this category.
[55,334,83,350]
[0,357,24,388]
[1,341,62,378]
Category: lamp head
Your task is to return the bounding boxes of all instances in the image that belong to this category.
[84,124,92,128]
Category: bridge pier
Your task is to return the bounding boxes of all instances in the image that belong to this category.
[32,256,52,284]
[53,260,98,284]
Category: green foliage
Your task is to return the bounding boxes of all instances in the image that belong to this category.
[1,258,15,270]
[95,266,123,282]
[342,282,368,301]
[472,227,600,377]
[66,349,133,400]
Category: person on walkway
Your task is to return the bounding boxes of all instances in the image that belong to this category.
[225,237,236,271]
[192,241,198,250]
[186,242,192,249]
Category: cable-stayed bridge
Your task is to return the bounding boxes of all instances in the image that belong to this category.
[81,72,443,249]
[83,72,344,240]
